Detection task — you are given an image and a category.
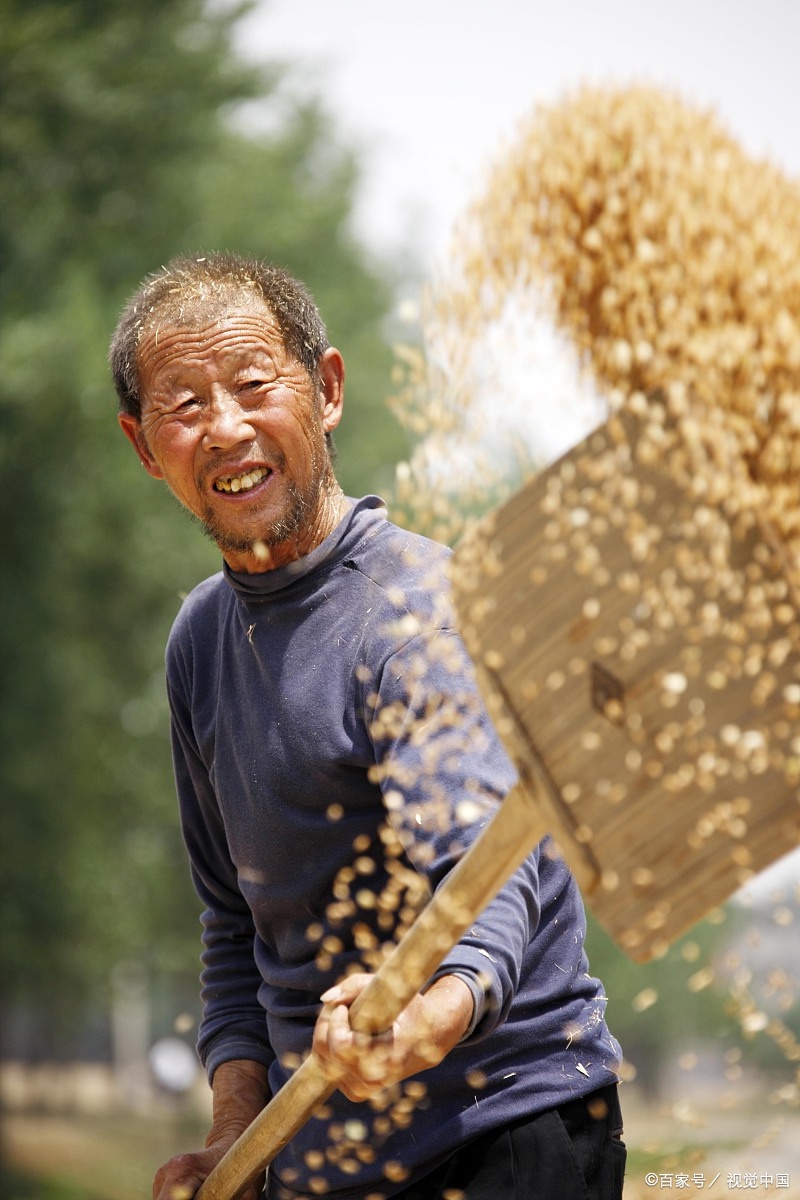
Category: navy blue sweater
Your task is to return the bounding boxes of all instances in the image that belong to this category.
[166,496,622,1198]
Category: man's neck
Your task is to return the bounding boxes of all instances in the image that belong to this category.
[222,485,349,575]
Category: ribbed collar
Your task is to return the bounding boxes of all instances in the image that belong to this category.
[222,495,387,599]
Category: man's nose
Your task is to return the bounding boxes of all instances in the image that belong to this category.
[202,392,256,451]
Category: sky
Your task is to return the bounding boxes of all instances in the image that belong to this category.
[232,3,800,895]
[237,0,800,268]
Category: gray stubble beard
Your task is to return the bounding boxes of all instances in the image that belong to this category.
[199,475,315,555]
[199,440,335,557]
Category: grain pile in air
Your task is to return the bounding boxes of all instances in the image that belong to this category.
[393,84,800,569]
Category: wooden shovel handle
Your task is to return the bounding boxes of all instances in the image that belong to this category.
[196,780,548,1200]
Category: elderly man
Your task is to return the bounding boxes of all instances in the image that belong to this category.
[112,253,625,1200]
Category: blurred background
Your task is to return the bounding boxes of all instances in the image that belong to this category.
[1,1,799,1197]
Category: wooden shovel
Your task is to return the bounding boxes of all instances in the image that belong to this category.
[452,406,800,960]
[197,406,800,1198]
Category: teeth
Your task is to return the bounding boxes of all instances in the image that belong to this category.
[215,468,268,494]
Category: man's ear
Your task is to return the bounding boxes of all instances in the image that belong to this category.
[318,347,345,435]
[118,413,165,479]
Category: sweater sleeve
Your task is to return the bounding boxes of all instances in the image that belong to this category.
[167,643,275,1083]
[369,627,540,1042]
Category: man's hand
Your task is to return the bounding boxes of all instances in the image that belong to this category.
[152,1142,261,1200]
[152,1059,270,1200]
[312,973,474,1102]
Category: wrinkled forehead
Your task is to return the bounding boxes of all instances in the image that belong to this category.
[136,279,276,345]
[134,286,289,382]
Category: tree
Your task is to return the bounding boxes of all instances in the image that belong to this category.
[0,0,405,1049]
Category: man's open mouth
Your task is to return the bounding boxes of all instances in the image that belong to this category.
[214,467,270,494]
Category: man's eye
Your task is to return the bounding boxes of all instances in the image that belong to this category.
[175,397,201,413]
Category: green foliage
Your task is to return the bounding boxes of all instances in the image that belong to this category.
[586,911,738,1095]
[0,1165,89,1200]
[0,0,405,1037]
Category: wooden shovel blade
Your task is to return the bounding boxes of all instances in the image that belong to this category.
[450,408,800,961]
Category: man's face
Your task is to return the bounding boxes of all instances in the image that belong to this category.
[119,300,344,571]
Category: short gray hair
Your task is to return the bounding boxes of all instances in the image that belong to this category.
[109,252,330,418]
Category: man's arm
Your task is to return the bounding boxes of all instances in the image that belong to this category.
[167,663,275,1078]
[370,628,539,1041]
[153,1059,270,1200]
[159,651,274,1196]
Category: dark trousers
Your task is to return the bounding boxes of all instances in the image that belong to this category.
[268,1084,625,1200]
[393,1084,626,1200]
